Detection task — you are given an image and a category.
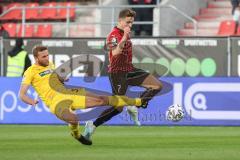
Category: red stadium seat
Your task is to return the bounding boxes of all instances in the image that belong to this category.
[57,2,76,20]
[18,24,34,37]
[69,25,95,37]
[25,3,39,20]
[0,3,23,20]
[2,23,17,37]
[217,20,236,36]
[35,24,52,37]
[38,2,57,20]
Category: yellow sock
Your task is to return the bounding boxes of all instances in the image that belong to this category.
[68,123,80,139]
[108,95,142,107]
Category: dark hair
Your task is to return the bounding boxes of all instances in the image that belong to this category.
[118,8,136,19]
[16,38,23,48]
[32,45,48,57]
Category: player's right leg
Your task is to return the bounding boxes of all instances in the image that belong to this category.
[66,88,142,110]
[84,94,142,108]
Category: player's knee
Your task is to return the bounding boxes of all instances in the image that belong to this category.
[152,81,162,91]
[99,96,108,105]
[96,96,107,106]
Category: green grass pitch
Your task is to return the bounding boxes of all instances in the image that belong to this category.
[0,125,240,160]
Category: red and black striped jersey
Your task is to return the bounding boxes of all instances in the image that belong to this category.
[106,26,134,73]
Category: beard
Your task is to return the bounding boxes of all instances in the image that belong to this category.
[38,60,49,67]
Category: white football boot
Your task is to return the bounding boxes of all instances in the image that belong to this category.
[82,121,96,140]
[126,106,141,126]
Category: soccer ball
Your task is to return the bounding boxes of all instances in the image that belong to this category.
[166,104,184,122]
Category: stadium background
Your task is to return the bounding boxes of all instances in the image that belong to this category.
[0,0,240,160]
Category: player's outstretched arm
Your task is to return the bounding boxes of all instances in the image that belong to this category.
[18,84,38,106]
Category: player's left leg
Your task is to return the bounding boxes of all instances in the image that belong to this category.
[139,74,162,108]
[127,68,162,108]
[53,100,92,145]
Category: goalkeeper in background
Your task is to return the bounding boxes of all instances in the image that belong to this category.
[18,45,146,145]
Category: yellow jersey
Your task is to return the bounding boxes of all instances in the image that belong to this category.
[21,63,64,107]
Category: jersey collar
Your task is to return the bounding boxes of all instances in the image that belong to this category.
[114,26,124,35]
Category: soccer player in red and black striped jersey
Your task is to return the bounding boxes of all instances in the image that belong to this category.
[83,9,162,140]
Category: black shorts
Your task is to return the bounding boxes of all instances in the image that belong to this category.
[109,68,150,95]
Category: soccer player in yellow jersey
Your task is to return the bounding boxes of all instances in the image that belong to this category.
[18,45,144,145]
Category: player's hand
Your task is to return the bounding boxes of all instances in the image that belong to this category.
[123,27,131,37]
[32,100,39,106]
